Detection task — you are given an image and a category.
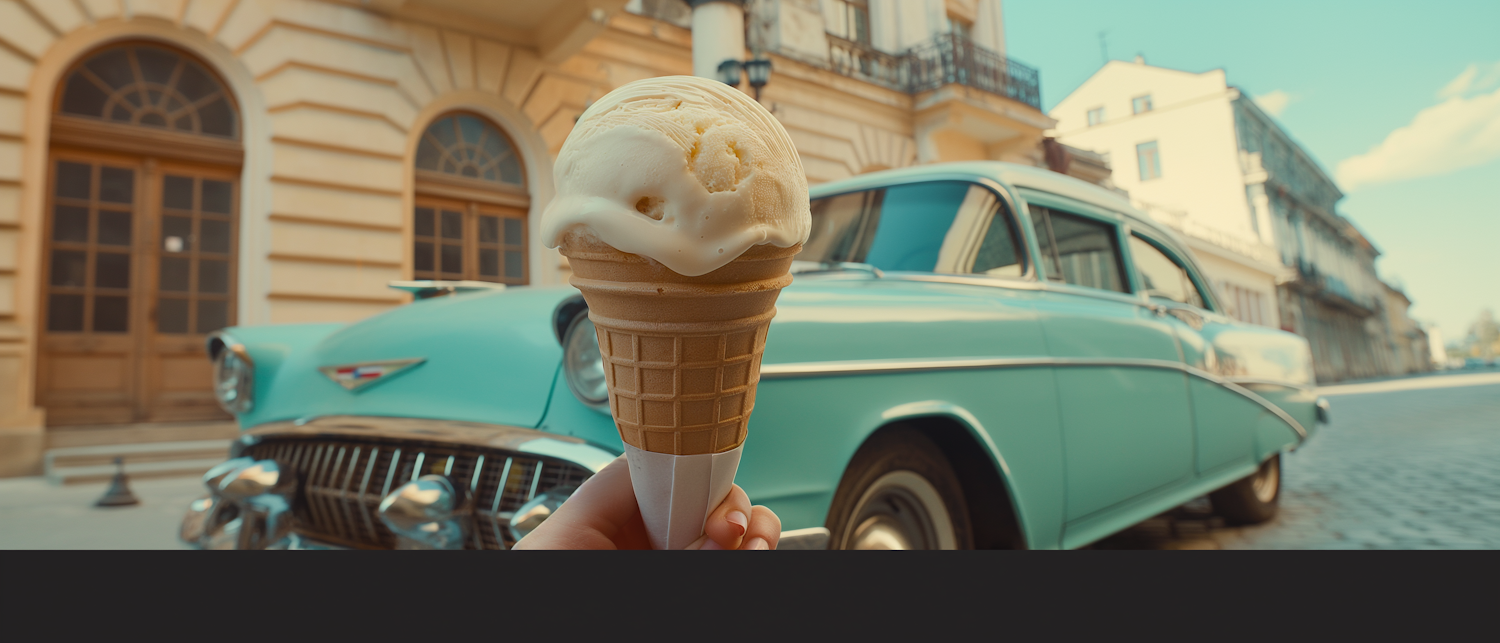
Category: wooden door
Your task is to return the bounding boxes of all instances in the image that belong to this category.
[38,149,236,425]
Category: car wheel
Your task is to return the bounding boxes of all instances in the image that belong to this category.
[1209,454,1281,525]
[826,429,973,550]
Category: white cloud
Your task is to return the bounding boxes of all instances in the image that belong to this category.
[1253,90,1294,117]
[1439,62,1500,99]
[1337,71,1500,191]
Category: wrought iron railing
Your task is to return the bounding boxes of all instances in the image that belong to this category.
[821,32,1042,110]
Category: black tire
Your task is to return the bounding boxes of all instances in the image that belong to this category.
[825,428,974,550]
[1209,454,1282,525]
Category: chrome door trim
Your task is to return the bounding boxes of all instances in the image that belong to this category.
[760,356,1309,440]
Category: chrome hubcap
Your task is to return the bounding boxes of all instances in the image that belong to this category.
[842,471,956,550]
[1251,456,1280,504]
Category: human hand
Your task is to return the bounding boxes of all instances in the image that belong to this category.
[513,455,781,550]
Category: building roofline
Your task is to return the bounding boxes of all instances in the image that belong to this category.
[1231,88,1344,201]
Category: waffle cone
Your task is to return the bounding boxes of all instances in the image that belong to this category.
[561,235,800,455]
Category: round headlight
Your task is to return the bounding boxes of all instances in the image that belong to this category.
[563,313,609,408]
[213,345,254,414]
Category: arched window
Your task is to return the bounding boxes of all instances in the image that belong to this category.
[58,43,237,138]
[411,113,529,284]
[40,42,242,426]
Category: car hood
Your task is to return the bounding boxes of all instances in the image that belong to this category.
[240,286,576,429]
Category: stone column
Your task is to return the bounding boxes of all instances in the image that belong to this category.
[687,0,746,79]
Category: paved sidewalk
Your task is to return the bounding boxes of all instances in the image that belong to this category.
[1095,371,1500,549]
[0,475,202,549]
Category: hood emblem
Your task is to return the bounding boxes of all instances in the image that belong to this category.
[319,358,426,392]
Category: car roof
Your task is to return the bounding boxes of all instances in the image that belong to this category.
[807,161,1174,242]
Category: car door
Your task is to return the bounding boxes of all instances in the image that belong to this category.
[1127,232,1257,475]
[1018,192,1195,531]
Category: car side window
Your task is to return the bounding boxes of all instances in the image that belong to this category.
[1129,235,1206,308]
[1028,205,1127,293]
[968,187,1024,278]
[803,181,972,272]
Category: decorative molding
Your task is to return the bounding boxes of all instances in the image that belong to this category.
[267,292,403,305]
[268,212,402,233]
[268,253,402,269]
[266,100,408,133]
[414,170,529,208]
[49,115,244,166]
[271,136,404,161]
[270,175,402,198]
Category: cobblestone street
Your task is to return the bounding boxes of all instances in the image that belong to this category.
[1093,371,1500,549]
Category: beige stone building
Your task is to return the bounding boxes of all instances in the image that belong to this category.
[0,0,1059,476]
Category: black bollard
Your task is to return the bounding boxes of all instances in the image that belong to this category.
[95,457,140,507]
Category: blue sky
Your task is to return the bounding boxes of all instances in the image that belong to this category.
[1004,0,1500,346]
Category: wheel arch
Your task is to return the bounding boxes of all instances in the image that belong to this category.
[852,403,1028,549]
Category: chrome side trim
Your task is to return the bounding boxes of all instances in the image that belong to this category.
[761,356,1309,440]
[1224,377,1315,392]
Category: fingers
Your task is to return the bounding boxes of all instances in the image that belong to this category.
[514,456,650,550]
[700,484,753,551]
[739,505,781,550]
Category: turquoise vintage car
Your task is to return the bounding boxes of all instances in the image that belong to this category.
[184,161,1327,550]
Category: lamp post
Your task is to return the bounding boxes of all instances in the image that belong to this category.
[716,56,772,101]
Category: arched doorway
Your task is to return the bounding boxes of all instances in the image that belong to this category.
[411,113,530,284]
[39,41,243,426]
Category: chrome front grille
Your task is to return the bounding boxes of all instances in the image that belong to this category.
[244,437,593,549]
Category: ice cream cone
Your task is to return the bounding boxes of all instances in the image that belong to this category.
[561,233,799,456]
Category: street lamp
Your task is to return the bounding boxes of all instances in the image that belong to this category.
[716,56,773,101]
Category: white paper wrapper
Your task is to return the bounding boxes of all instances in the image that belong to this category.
[623,442,744,550]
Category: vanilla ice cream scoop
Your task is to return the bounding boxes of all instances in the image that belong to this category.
[540,75,810,277]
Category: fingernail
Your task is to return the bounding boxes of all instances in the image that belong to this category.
[745,537,769,550]
[726,511,748,536]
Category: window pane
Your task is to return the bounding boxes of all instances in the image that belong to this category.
[158,298,189,334]
[413,241,434,273]
[498,156,522,185]
[457,115,486,145]
[1029,207,1062,279]
[98,210,132,246]
[48,294,85,332]
[415,138,442,171]
[61,74,109,117]
[163,175,194,210]
[861,182,971,272]
[159,256,190,292]
[135,47,177,85]
[175,62,218,102]
[1129,236,1204,308]
[95,252,131,289]
[202,180,232,213]
[479,216,499,244]
[505,250,524,279]
[84,49,134,88]
[503,218,523,246]
[200,219,231,253]
[198,259,229,294]
[53,205,90,243]
[440,210,463,239]
[441,243,462,274]
[162,216,192,252]
[802,190,874,263]
[198,97,235,137]
[93,295,129,333]
[480,248,499,277]
[431,116,458,148]
[1046,209,1126,293]
[51,250,88,287]
[971,204,1023,277]
[99,167,134,204]
[1137,141,1161,180]
[414,207,435,237]
[196,300,228,334]
[55,162,91,199]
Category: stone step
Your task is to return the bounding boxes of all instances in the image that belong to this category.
[45,439,233,485]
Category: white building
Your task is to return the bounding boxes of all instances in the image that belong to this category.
[1049,60,1287,330]
[1050,59,1400,382]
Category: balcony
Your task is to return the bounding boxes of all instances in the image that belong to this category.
[825,32,1042,110]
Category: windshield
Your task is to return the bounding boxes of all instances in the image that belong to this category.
[800,181,972,272]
